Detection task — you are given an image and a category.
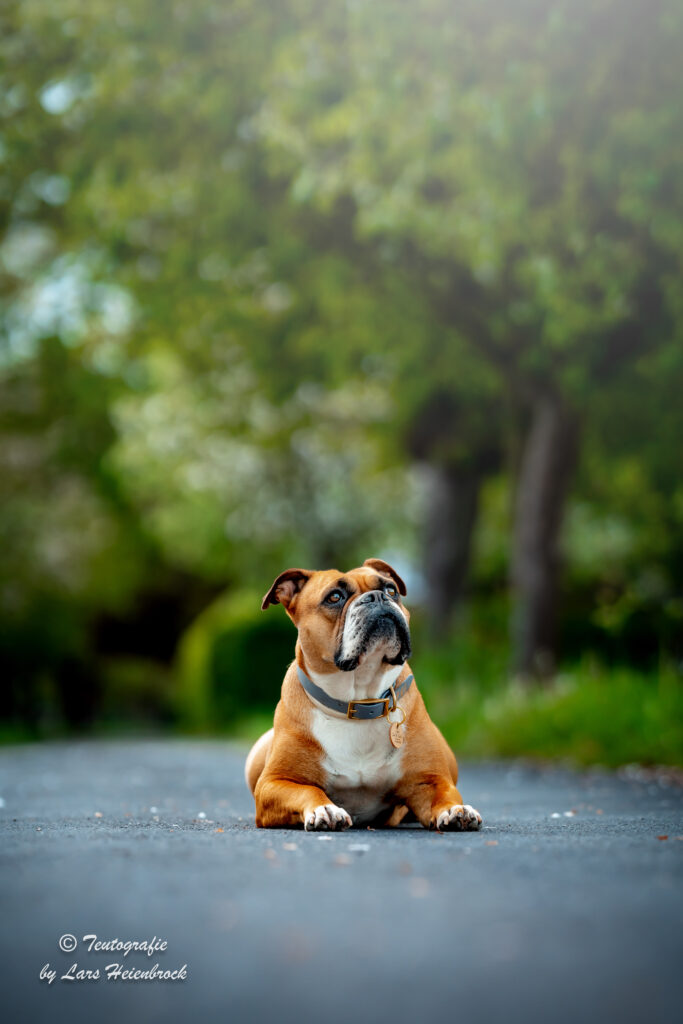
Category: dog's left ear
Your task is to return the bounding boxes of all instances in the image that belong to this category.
[261,568,313,611]
[363,558,407,596]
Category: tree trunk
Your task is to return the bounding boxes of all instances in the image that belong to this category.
[511,394,579,681]
[421,463,482,638]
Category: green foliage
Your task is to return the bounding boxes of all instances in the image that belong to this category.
[261,0,683,381]
[402,606,682,766]
[441,664,683,769]
[405,616,683,767]
[175,589,296,730]
[0,1,682,758]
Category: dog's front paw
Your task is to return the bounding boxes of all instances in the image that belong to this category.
[434,804,482,832]
[304,804,353,832]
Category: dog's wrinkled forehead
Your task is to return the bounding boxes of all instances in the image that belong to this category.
[338,567,386,592]
[351,568,388,589]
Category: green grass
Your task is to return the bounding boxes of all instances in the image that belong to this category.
[0,723,40,745]
[419,661,683,769]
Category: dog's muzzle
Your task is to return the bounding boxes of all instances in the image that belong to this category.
[334,590,412,671]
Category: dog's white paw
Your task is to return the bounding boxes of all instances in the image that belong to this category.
[304,804,353,832]
[435,804,482,832]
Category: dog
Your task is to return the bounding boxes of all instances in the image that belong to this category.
[245,558,482,831]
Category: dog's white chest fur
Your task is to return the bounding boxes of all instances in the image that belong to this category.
[310,709,404,824]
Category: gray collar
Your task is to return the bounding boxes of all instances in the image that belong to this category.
[296,664,413,720]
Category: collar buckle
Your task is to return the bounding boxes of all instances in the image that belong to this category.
[347,696,390,720]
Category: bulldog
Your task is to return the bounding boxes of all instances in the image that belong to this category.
[245,558,482,832]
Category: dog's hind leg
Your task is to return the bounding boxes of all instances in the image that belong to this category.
[244,728,274,795]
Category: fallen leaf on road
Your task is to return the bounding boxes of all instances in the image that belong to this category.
[215,828,224,833]
[657,835,668,841]
[486,840,498,846]
[334,854,351,866]
[596,809,604,815]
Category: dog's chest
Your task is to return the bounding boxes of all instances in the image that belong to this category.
[310,710,404,823]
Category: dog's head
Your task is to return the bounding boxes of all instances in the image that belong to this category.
[262,558,412,674]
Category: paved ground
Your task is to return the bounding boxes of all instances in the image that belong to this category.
[0,740,681,1024]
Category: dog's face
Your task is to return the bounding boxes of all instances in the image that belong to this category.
[262,558,412,674]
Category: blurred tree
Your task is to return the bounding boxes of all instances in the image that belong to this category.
[0,0,412,721]
[256,0,683,676]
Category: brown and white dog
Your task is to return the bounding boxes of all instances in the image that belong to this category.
[245,558,482,832]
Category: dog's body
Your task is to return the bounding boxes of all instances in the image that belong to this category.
[245,559,482,832]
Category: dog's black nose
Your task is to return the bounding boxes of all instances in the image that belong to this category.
[356,589,388,606]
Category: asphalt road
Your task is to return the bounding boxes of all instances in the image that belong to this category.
[1,740,681,1024]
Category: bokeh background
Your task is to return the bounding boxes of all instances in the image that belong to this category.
[1,0,682,766]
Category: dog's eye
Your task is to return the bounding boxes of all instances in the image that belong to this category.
[326,590,344,605]
[386,584,397,597]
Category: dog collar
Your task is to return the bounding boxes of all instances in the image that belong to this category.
[296,664,413,720]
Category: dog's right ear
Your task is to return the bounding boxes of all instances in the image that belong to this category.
[261,568,313,611]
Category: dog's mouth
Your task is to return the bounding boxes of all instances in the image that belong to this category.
[334,606,412,673]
